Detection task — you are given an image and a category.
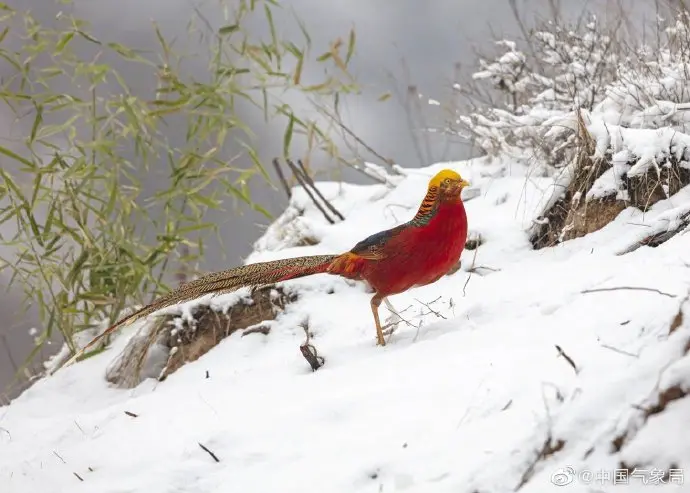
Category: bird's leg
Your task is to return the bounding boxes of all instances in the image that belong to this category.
[382,297,402,337]
[370,294,386,346]
[383,297,400,316]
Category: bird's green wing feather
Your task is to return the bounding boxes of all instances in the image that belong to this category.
[350,225,404,260]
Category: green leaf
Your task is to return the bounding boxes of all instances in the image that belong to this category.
[293,49,304,85]
[264,4,279,67]
[23,205,42,246]
[67,250,90,286]
[242,143,270,182]
[55,31,75,54]
[0,145,33,167]
[76,29,101,45]
[345,27,356,63]
[316,51,332,62]
[0,26,10,44]
[219,24,239,35]
[295,16,311,46]
[190,192,220,208]
[176,222,215,235]
[29,103,43,143]
[283,112,295,159]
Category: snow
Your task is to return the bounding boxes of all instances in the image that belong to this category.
[2,158,690,493]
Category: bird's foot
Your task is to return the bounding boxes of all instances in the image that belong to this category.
[382,320,399,337]
[382,308,402,341]
[384,310,402,324]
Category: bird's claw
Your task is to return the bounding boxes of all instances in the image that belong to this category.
[382,324,397,337]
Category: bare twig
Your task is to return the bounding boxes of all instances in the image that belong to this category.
[198,442,220,462]
[296,159,345,221]
[272,158,292,199]
[462,247,479,296]
[299,343,324,371]
[124,411,138,418]
[515,434,566,489]
[469,265,500,273]
[299,323,324,371]
[599,343,639,358]
[284,159,335,224]
[0,335,18,373]
[414,296,447,319]
[318,105,396,168]
[581,286,676,298]
[554,345,578,374]
[73,472,84,482]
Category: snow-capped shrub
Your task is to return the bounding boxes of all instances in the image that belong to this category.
[451,14,620,168]
[440,8,690,248]
[448,12,690,171]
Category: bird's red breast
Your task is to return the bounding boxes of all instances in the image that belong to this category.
[329,197,468,296]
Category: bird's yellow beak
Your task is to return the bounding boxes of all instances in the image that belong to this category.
[460,179,470,188]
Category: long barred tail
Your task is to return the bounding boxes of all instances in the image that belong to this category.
[58,254,339,370]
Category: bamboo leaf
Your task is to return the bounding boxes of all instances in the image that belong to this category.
[55,31,75,54]
[29,103,43,143]
[283,112,295,158]
[219,24,239,35]
[316,51,332,62]
[67,250,90,286]
[0,145,33,167]
[242,142,271,182]
[345,27,356,63]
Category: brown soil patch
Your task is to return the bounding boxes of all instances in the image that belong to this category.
[530,113,690,249]
[160,286,295,377]
[611,432,627,453]
[669,309,684,335]
[644,385,687,418]
[625,164,690,212]
[532,162,690,249]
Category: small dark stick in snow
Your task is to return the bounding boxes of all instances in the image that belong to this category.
[581,286,676,298]
[124,411,138,418]
[198,442,220,463]
[300,342,324,371]
[555,345,578,374]
[414,296,447,319]
[299,322,324,371]
[272,157,292,199]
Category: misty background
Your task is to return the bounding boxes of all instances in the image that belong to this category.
[0,0,664,398]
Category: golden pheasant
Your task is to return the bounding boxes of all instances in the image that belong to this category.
[61,169,470,368]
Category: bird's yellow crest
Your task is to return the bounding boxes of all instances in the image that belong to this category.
[428,169,470,189]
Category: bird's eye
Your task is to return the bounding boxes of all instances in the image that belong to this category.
[443,178,451,184]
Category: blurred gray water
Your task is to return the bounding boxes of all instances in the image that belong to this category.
[0,0,661,399]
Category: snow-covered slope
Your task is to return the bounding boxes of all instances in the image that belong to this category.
[2,158,690,493]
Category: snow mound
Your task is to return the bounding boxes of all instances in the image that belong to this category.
[2,158,690,493]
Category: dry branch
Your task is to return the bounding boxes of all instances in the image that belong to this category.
[299,323,324,371]
[198,442,221,462]
[554,345,578,374]
[581,286,676,298]
[272,157,292,199]
[294,159,345,221]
